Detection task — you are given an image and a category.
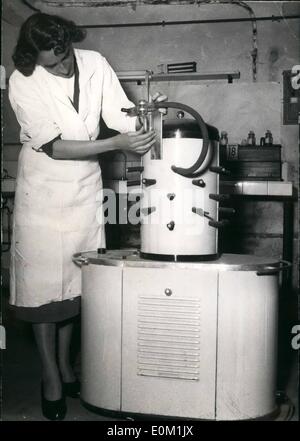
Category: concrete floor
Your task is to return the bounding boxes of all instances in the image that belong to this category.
[1,290,122,422]
[1,289,298,422]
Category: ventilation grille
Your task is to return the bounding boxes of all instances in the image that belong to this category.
[137,295,201,380]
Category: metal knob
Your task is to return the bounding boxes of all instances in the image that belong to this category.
[142,178,157,187]
[126,166,144,173]
[192,179,206,188]
[209,166,231,176]
[127,180,141,187]
[208,219,230,228]
[219,207,236,215]
[167,193,176,200]
[209,193,231,202]
[177,111,185,119]
[167,221,175,231]
[165,288,172,296]
[140,206,156,216]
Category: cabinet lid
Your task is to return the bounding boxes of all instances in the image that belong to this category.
[74,250,287,274]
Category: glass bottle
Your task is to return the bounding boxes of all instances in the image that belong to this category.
[220,131,228,146]
[265,130,273,146]
[247,131,256,146]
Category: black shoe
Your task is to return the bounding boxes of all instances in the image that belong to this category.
[41,383,67,421]
[63,379,81,399]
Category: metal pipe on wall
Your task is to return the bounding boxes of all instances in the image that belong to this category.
[76,12,297,82]
[78,15,300,29]
[21,0,41,12]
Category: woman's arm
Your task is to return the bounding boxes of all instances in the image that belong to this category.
[52,127,156,159]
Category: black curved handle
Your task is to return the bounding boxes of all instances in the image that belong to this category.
[153,102,211,178]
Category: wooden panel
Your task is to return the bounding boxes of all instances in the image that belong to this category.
[122,266,218,419]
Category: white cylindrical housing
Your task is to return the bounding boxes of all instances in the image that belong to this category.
[79,250,282,420]
[140,119,219,260]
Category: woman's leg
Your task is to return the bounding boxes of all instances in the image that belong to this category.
[32,323,62,400]
[57,320,76,383]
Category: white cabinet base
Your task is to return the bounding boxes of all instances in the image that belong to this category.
[80,251,280,420]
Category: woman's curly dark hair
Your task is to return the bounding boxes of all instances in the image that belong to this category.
[12,13,86,76]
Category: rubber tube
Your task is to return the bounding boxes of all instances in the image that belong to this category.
[153,101,211,178]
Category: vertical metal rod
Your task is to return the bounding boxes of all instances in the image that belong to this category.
[145,71,153,131]
[145,70,151,103]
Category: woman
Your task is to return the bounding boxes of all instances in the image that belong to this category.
[9,13,157,420]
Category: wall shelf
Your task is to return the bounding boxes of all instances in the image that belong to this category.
[117,71,240,84]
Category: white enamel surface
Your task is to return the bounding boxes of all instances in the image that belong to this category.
[81,264,123,411]
[122,266,218,419]
[216,271,278,420]
[81,258,279,420]
[141,139,219,256]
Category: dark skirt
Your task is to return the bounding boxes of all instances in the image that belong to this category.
[10,297,81,323]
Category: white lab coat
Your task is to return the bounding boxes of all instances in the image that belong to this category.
[9,48,136,307]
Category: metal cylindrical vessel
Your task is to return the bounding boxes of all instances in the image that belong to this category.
[140,119,220,260]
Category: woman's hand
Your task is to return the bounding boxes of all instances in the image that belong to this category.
[112,127,156,155]
[135,92,168,130]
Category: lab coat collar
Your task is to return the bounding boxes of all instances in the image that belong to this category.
[74,48,96,84]
[34,48,96,114]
